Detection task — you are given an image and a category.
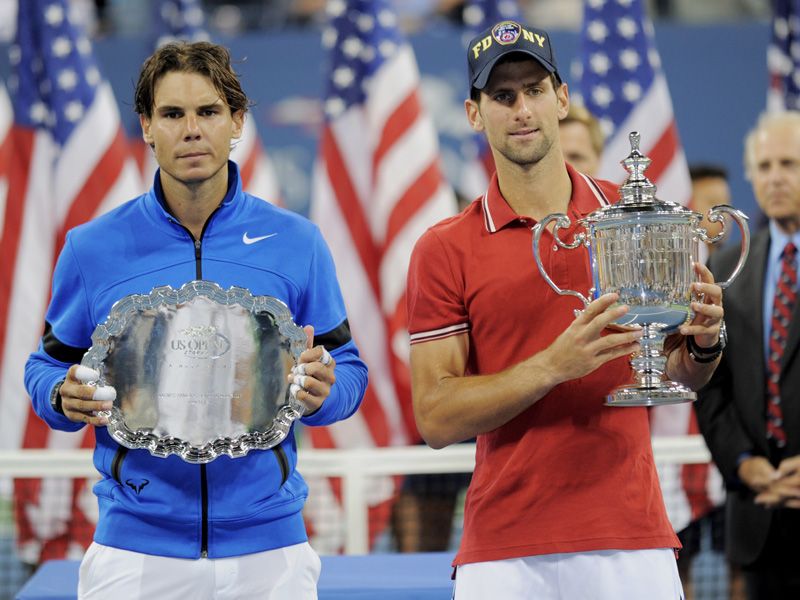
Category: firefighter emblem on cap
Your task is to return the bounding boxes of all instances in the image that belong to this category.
[492,21,522,45]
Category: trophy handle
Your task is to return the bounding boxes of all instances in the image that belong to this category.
[698,205,751,290]
[532,213,591,307]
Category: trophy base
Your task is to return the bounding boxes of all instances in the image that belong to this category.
[605,383,697,407]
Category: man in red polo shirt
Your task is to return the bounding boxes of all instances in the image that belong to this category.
[406,20,726,599]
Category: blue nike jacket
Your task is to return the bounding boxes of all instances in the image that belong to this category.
[24,162,368,559]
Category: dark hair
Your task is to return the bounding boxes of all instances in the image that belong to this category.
[689,163,728,182]
[469,54,560,103]
[134,41,249,119]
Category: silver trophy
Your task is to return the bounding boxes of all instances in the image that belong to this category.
[532,132,750,406]
[82,280,308,463]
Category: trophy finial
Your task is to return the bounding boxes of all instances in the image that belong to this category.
[629,131,640,153]
[620,131,657,204]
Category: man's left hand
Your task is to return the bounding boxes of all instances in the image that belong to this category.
[288,325,337,414]
[679,262,724,349]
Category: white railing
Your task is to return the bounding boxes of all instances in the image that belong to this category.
[0,435,711,554]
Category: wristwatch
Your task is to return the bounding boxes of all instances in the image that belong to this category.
[686,321,727,363]
[49,380,65,415]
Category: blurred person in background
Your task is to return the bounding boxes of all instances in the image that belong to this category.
[691,163,732,256]
[201,0,465,31]
[696,110,800,600]
[678,163,743,600]
[558,102,603,176]
[391,0,465,31]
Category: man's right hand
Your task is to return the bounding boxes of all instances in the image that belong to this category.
[409,293,642,448]
[738,455,778,493]
[542,293,644,385]
[57,365,116,426]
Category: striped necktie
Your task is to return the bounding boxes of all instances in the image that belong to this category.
[766,242,798,447]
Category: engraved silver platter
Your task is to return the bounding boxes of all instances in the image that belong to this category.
[81,280,308,463]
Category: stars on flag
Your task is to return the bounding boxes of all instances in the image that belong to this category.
[9,1,101,143]
[577,0,662,139]
[323,0,404,119]
[462,0,520,28]
[769,0,800,110]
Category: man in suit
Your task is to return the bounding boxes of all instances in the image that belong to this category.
[696,110,800,600]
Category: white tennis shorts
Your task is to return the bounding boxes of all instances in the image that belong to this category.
[78,541,321,599]
[453,548,684,600]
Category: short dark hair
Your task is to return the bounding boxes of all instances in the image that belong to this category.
[134,41,249,119]
[469,54,560,103]
[689,163,728,182]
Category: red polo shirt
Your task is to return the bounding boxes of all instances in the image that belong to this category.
[407,164,678,565]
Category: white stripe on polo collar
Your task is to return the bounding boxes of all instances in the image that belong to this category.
[578,172,612,207]
[481,190,497,233]
[483,173,609,233]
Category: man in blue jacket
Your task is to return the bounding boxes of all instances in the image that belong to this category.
[24,41,367,599]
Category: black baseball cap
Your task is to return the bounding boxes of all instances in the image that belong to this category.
[467,20,561,91]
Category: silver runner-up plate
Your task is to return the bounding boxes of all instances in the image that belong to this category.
[81,280,309,464]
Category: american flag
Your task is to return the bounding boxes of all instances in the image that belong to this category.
[0,83,12,295]
[134,0,282,204]
[767,0,800,111]
[3,0,142,563]
[576,0,720,534]
[458,0,521,200]
[576,0,690,206]
[308,0,456,552]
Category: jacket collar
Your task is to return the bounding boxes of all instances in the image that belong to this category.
[149,160,242,219]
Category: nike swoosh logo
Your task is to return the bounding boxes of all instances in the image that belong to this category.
[242,232,278,245]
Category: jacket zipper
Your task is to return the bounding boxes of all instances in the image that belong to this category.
[172,213,217,558]
[200,464,209,558]
[111,446,128,483]
[194,239,202,279]
[273,446,289,485]
[171,225,209,557]
[194,232,208,558]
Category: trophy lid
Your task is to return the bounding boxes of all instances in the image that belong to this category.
[582,131,699,224]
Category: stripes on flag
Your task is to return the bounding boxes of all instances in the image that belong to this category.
[308,0,456,552]
[3,0,142,563]
[576,0,721,533]
[0,84,11,199]
[768,0,800,111]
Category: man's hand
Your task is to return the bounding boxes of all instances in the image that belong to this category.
[58,365,116,426]
[679,262,724,348]
[754,456,800,509]
[288,325,337,414]
[542,293,644,385]
[664,263,725,389]
[738,456,778,492]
